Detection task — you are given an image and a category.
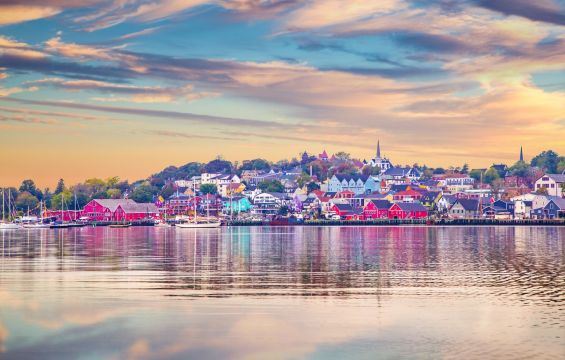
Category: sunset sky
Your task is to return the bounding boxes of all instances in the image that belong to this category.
[0,0,564,188]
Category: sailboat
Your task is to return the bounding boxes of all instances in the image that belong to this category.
[176,184,220,228]
[23,201,51,228]
[50,192,85,229]
[0,189,22,230]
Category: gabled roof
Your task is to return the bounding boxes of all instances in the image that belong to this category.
[393,202,427,212]
[420,191,441,202]
[92,199,158,213]
[453,198,480,211]
[394,189,423,197]
[333,203,353,211]
[541,174,565,183]
[367,199,392,209]
[546,197,565,209]
[333,174,370,182]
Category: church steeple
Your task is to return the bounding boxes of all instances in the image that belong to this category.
[519,146,524,162]
[377,140,381,159]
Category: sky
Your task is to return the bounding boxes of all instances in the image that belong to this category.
[0,0,564,188]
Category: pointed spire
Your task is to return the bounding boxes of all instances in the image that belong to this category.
[519,146,524,162]
[377,140,381,159]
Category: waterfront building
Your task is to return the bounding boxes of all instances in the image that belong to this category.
[363,200,392,219]
[327,174,379,194]
[388,202,428,219]
[448,199,481,219]
[222,196,252,213]
[534,174,565,197]
[82,199,159,221]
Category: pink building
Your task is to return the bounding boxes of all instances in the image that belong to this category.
[82,199,159,221]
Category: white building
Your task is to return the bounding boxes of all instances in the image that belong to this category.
[369,141,393,172]
[535,174,565,197]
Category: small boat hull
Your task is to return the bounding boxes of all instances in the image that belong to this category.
[0,223,22,230]
[175,222,221,228]
[109,224,132,228]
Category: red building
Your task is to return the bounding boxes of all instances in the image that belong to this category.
[43,210,81,222]
[393,188,424,202]
[388,202,428,219]
[331,203,364,220]
[363,200,392,219]
[82,199,159,221]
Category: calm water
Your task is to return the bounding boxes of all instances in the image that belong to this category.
[0,226,563,359]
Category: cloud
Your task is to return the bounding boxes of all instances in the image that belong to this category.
[0,5,60,26]
[143,129,236,141]
[0,36,46,59]
[117,27,162,40]
[26,78,218,103]
[475,0,565,26]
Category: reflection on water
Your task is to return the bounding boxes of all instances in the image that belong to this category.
[0,226,563,359]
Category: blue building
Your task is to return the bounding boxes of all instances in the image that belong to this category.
[327,174,379,194]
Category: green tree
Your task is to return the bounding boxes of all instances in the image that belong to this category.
[433,168,446,174]
[130,184,158,203]
[240,159,271,171]
[106,188,122,199]
[50,190,73,210]
[15,191,39,212]
[159,183,176,199]
[557,157,565,174]
[361,165,381,176]
[277,205,289,216]
[258,180,284,193]
[296,174,312,188]
[484,167,500,185]
[200,183,218,195]
[531,150,560,173]
[19,179,42,200]
[306,182,320,193]
[333,151,351,161]
[54,179,65,194]
[509,161,530,177]
[461,163,469,174]
[106,176,120,188]
[469,169,483,182]
[204,157,233,173]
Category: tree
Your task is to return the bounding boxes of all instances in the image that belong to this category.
[200,183,218,195]
[483,167,500,185]
[106,188,122,199]
[558,157,565,174]
[130,184,158,203]
[177,162,203,179]
[461,163,469,174]
[490,178,505,199]
[106,176,120,188]
[509,161,530,178]
[333,151,351,161]
[361,165,380,176]
[19,179,42,200]
[469,169,483,182]
[433,168,445,174]
[531,150,560,173]
[277,205,289,216]
[306,182,320,193]
[159,183,176,199]
[296,174,312,188]
[329,162,358,177]
[258,180,284,193]
[15,191,39,212]
[239,159,271,172]
[204,157,233,173]
[536,186,548,195]
[55,179,65,194]
[49,190,73,210]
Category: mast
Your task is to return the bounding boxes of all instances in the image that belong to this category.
[2,188,4,222]
[193,181,197,224]
[8,189,11,221]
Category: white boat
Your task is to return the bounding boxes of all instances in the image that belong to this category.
[23,223,51,229]
[0,222,22,230]
[175,183,221,228]
[1,189,22,230]
[154,220,171,228]
[176,221,221,228]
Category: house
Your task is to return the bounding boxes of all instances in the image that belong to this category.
[330,203,364,220]
[327,174,379,194]
[482,200,514,219]
[540,198,565,219]
[166,193,194,215]
[219,182,246,197]
[511,193,549,219]
[82,199,159,221]
[392,188,423,202]
[535,174,565,197]
[223,196,252,213]
[388,202,428,219]
[448,199,480,218]
[420,191,442,211]
[382,167,421,183]
[252,192,290,216]
[363,200,392,219]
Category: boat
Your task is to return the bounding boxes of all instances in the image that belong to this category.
[109,223,131,228]
[175,183,221,228]
[22,202,52,228]
[154,220,171,228]
[1,189,22,230]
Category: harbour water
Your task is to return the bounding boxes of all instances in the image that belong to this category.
[0,226,563,359]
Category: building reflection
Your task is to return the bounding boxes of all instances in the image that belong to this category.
[0,226,563,299]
